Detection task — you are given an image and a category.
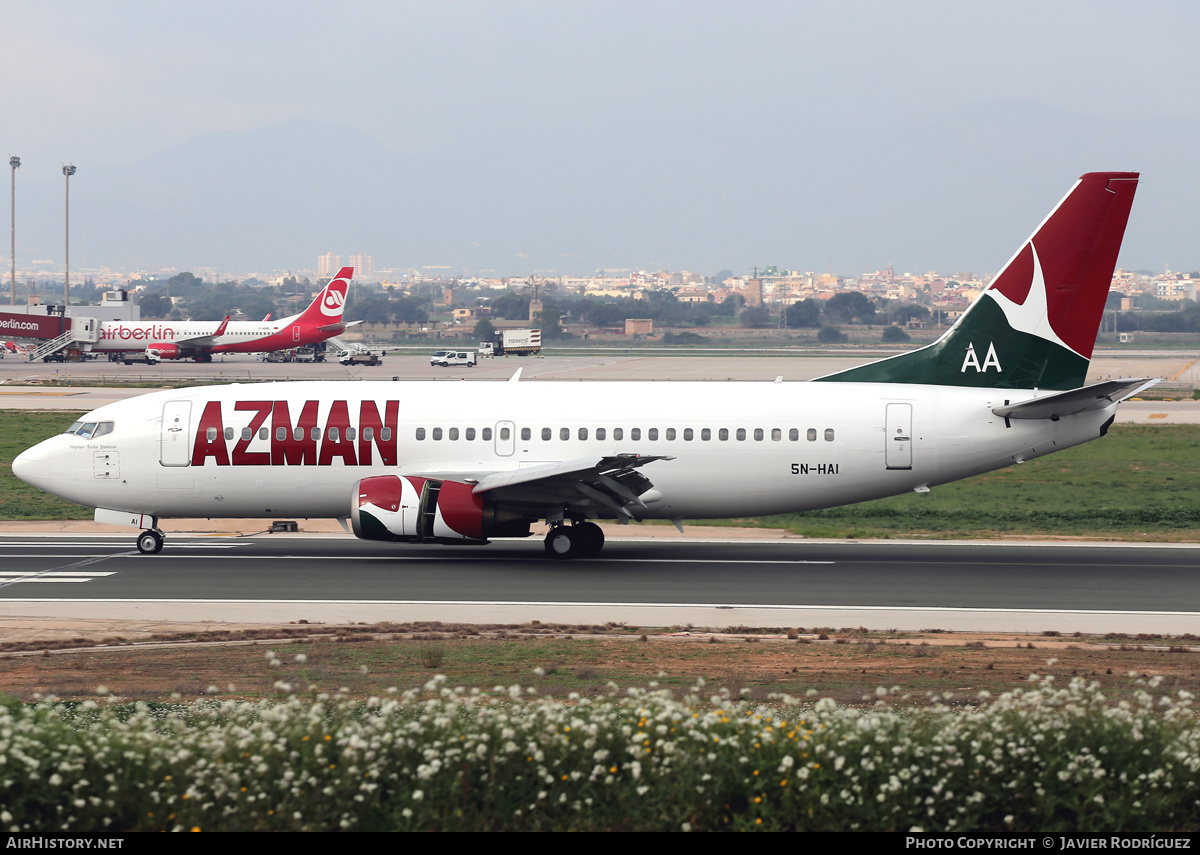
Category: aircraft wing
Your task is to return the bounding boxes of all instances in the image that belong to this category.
[991,378,1158,421]
[170,316,231,350]
[397,453,674,520]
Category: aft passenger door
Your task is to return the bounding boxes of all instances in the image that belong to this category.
[884,403,913,470]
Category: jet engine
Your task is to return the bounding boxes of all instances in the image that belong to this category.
[147,343,180,360]
[350,475,531,544]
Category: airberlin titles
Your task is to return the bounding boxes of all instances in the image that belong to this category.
[101,323,180,342]
[191,399,399,467]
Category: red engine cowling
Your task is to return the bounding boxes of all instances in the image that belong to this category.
[148,342,180,360]
[351,475,530,544]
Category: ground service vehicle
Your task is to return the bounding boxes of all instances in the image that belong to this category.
[431,351,477,367]
[479,329,541,356]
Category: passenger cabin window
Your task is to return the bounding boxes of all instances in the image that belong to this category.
[630,428,641,441]
[578,427,588,441]
[596,427,606,441]
[484,427,494,441]
[684,428,693,441]
[719,428,729,441]
[520,427,530,441]
[560,427,570,441]
[465,427,476,441]
[449,427,459,441]
[754,428,764,441]
[416,427,426,440]
[363,427,374,442]
[542,428,551,441]
[613,428,623,440]
[772,428,782,441]
[648,428,658,441]
[789,428,799,441]
[825,428,835,441]
[701,428,711,441]
[736,428,746,441]
[665,428,676,441]
[807,428,817,441]
[432,427,443,440]
[224,427,235,441]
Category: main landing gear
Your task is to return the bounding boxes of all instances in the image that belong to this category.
[136,529,164,554]
[544,522,604,559]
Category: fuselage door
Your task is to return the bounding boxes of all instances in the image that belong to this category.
[292,325,301,342]
[495,420,516,457]
[885,402,913,470]
[160,401,192,467]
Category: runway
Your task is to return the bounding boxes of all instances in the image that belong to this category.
[1,534,1197,635]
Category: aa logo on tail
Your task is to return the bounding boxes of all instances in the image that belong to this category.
[321,281,348,317]
[961,341,1002,373]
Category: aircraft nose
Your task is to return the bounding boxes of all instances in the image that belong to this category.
[12,441,52,492]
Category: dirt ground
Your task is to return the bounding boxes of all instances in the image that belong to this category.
[1,620,1197,706]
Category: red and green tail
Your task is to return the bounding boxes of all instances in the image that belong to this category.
[816,172,1139,391]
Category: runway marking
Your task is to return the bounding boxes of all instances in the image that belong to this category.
[0,572,117,583]
[0,598,1195,619]
[0,543,241,552]
[0,552,129,590]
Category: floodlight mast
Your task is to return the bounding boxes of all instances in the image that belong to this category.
[8,156,18,306]
[63,164,75,308]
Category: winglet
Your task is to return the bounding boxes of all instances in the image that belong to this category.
[213,315,230,337]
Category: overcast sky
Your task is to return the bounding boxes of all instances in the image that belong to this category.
[3,1,1199,277]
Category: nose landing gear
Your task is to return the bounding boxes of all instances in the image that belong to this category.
[136,529,164,554]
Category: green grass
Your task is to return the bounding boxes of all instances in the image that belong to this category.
[0,410,90,519]
[2,412,1197,538]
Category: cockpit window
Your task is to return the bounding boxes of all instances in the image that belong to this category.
[64,421,114,439]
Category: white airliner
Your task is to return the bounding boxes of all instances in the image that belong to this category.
[14,173,1151,558]
[85,268,355,362]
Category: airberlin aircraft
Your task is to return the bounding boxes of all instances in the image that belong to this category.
[89,267,355,362]
[15,173,1151,558]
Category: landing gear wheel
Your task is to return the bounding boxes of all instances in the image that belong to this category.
[544,523,604,559]
[573,522,605,556]
[544,527,578,559]
[136,530,164,554]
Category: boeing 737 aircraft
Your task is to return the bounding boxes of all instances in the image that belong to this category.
[85,267,355,362]
[14,173,1150,558]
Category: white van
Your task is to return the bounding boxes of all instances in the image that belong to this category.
[430,350,477,367]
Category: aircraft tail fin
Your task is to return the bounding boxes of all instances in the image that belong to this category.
[297,267,353,326]
[815,172,1139,390]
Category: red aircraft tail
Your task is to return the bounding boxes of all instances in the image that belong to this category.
[297,267,353,328]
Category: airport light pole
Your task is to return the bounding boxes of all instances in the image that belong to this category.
[9,156,18,306]
[63,164,75,308]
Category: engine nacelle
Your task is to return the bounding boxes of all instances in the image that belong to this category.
[351,475,531,544]
[148,342,179,360]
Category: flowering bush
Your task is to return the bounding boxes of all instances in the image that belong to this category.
[1,672,1197,831]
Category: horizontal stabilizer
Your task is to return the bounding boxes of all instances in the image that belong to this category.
[991,379,1157,421]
